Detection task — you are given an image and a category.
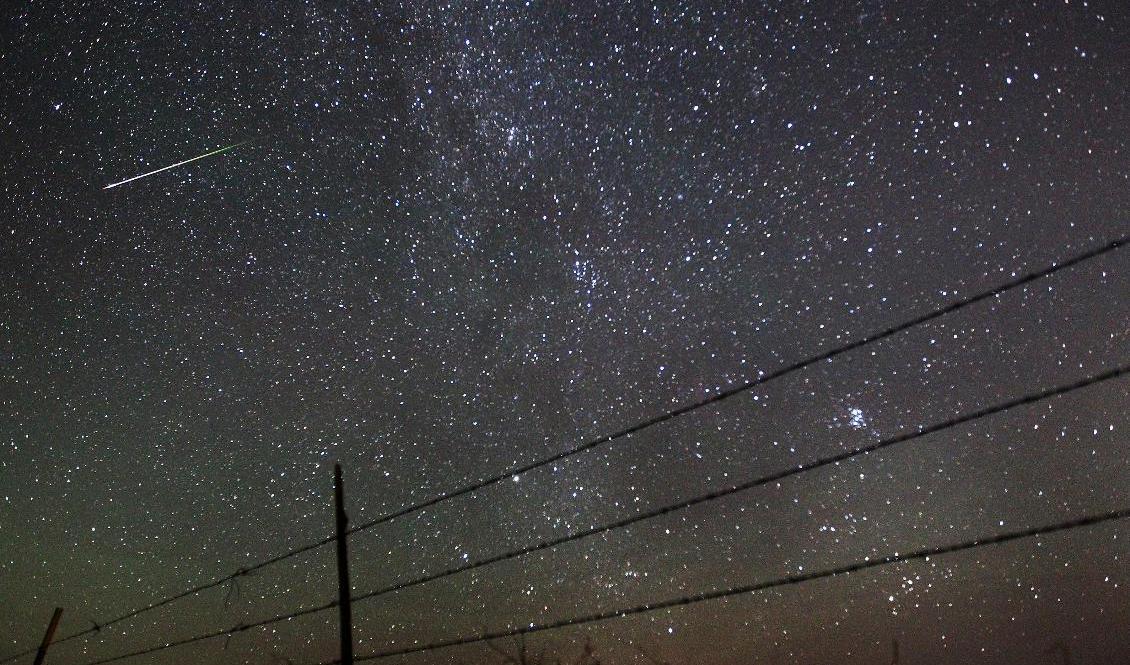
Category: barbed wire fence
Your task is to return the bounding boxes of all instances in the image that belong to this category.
[4,235,1127,665]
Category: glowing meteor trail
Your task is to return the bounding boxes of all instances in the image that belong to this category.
[102,139,252,189]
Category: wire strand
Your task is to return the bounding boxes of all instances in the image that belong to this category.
[2,235,1123,665]
[340,506,1130,662]
[342,235,1128,539]
[338,364,1130,608]
[77,600,340,665]
[0,535,338,665]
[59,362,1128,665]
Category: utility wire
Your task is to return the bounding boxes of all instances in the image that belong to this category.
[338,506,1130,663]
[59,362,1128,665]
[2,235,1123,665]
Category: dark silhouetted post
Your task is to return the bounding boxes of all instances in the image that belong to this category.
[32,608,63,665]
[334,463,354,665]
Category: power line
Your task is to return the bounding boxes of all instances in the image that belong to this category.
[338,506,1130,663]
[2,235,1122,665]
[60,362,1128,665]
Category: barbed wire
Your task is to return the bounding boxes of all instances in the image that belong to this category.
[4,235,1122,665]
[59,362,1128,665]
[337,506,1130,662]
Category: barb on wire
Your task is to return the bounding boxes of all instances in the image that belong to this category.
[224,580,240,609]
[224,567,254,608]
[223,623,253,651]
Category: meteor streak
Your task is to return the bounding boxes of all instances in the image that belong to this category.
[102,139,253,189]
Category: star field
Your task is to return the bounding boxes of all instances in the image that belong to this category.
[1,2,1128,664]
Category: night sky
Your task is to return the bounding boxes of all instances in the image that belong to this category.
[1,1,1128,664]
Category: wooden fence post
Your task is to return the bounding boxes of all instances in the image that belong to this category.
[31,608,63,665]
[334,463,354,665]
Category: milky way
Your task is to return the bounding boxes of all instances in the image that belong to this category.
[1,2,1128,665]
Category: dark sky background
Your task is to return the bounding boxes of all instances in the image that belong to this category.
[1,1,1128,664]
